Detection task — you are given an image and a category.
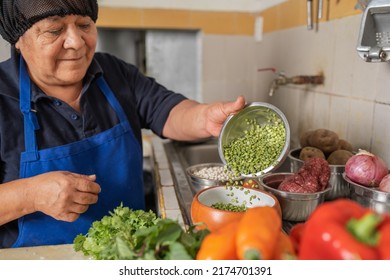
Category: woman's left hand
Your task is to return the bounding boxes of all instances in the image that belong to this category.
[204,95,246,137]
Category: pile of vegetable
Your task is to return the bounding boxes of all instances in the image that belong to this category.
[299,128,353,165]
[345,149,390,192]
[196,206,296,260]
[210,202,247,212]
[73,205,209,260]
[289,199,390,260]
[191,165,237,182]
[298,128,390,193]
[223,112,286,176]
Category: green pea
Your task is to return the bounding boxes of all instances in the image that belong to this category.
[211,202,247,212]
[223,111,286,176]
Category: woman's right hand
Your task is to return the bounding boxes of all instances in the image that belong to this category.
[28,171,101,222]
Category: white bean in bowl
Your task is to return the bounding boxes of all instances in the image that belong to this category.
[192,165,235,181]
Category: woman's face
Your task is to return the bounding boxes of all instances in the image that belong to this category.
[15,15,97,88]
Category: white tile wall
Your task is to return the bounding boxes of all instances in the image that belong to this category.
[346,99,374,150]
[202,35,262,103]
[376,63,390,104]
[202,14,390,165]
[372,103,390,161]
[328,96,350,138]
[1,14,389,165]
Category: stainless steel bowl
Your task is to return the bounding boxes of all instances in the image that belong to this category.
[186,163,242,194]
[258,172,330,222]
[289,148,350,200]
[218,102,290,177]
[343,173,390,214]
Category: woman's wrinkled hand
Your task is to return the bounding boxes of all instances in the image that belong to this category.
[29,171,101,222]
[162,95,246,141]
[205,95,246,137]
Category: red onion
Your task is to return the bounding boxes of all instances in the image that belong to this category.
[345,149,389,188]
[379,174,390,193]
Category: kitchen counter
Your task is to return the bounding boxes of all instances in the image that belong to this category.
[0,244,88,260]
[151,136,190,227]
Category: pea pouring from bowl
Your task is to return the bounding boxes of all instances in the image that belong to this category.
[218,102,290,177]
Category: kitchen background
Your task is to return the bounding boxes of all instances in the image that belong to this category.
[1,0,389,164]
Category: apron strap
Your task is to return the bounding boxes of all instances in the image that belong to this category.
[19,56,40,161]
[96,76,129,124]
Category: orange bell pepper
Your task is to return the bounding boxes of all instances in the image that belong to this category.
[273,231,296,260]
[236,206,281,260]
[196,221,239,260]
[299,199,390,260]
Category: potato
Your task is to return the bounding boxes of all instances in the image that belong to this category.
[299,146,326,161]
[299,130,314,147]
[307,129,339,154]
[326,149,353,165]
[337,139,353,152]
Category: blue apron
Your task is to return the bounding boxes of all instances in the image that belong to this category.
[12,56,145,248]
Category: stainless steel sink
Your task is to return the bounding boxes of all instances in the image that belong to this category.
[176,140,290,172]
[180,144,221,166]
[174,139,220,167]
[161,138,292,228]
[171,137,291,179]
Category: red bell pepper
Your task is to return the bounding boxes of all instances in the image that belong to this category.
[378,216,390,259]
[298,199,390,260]
[288,222,305,255]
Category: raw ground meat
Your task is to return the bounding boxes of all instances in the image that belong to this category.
[278,181,311,193]
[302,176,321,192]
[279,172,320,193]
[278,157,330,193]
[299,157,330,190]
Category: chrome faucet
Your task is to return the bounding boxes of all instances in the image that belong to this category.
[268,72,324,96]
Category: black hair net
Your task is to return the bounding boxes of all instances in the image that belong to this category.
[0,0,98,44]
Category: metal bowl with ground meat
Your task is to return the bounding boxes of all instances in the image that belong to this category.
[258,172,331,222]
[289,148,350,200]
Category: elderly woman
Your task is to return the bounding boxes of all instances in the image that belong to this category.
[0,0,245,248]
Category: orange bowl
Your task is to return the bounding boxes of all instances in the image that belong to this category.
[191,185,281,232]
